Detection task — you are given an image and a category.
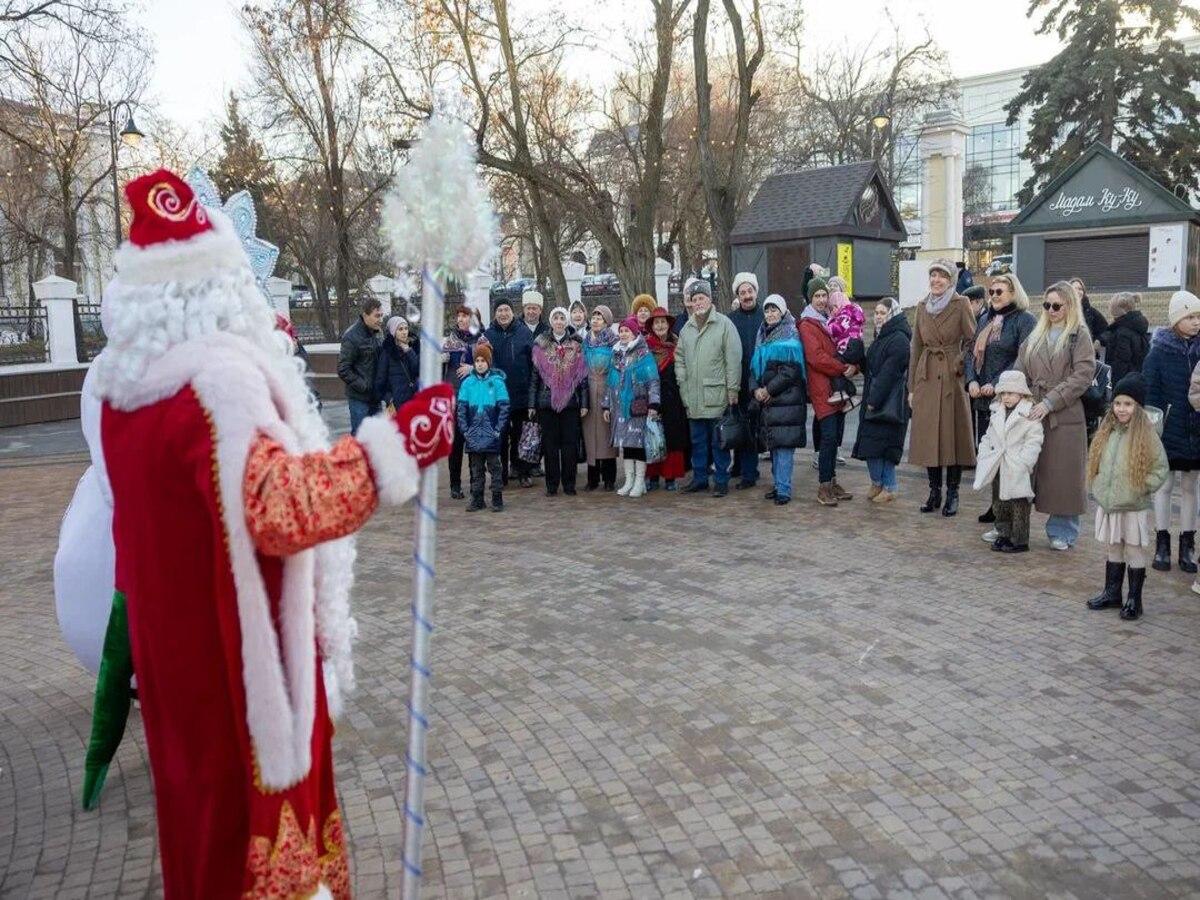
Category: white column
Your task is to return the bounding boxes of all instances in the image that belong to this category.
[365,274,397,316]
[562,259,585,306]
[654,258,672,307]
[918,109,970,256]
[33,275,79,365]
[466,269,492,328]
[266,276,292,321]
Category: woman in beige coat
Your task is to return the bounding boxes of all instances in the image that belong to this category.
[1017,281,1096,550]
[908,258,978,516]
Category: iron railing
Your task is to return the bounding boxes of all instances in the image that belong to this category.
[289,298,330,343]
[73,299,106,362]
[0,306,49,365]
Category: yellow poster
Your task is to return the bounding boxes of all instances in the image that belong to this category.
[837,243,853,296]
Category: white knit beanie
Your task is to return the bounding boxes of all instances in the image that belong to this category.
[732,272,758,294]
[1168,290,1200,328]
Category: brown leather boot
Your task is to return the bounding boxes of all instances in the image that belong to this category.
[831,479,853,501]
[817,482,839,507]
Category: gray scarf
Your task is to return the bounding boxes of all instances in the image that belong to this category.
[925,287,956,316]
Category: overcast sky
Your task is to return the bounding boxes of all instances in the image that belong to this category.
[143,0,1071,134]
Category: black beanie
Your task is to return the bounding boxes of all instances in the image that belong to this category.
[1112,372,1146,408]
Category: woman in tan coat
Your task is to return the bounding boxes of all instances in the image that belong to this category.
[1017,281,1096,550]
[908,258,978,516]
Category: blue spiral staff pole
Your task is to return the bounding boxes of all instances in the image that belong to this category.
[379,115,497,898]
[401,263,444,898]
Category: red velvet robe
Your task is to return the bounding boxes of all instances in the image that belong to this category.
[104,384,385,898]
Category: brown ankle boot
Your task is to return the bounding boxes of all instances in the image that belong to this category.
[831,479,853,501]
[817,482,839,507]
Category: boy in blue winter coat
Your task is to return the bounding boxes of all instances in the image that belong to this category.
[457,343,511,511]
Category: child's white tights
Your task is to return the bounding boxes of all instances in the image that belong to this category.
[1152,470,1199,531]
[1106,541,1148,568]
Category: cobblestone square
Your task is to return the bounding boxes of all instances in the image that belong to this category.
[2,436,1199,898]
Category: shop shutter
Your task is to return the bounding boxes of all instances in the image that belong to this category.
[1044,232,1148,290]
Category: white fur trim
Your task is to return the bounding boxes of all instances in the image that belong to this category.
[313,885,334,900]
[732,271,758,293]
[355,414,420,506]
[114,209,247,286]
[98,332,363,790]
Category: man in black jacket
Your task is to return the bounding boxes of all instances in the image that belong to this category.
[337,297,384,434]
[484,297,536,486]
[729,272,765,488]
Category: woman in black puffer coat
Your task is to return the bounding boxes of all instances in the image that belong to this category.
[1100,292,1150,386]
[374,316,421,409]
[749,296,807,505]
[853,297,911,504]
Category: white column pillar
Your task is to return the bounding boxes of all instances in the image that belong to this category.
[562,260,585,306]
[33,275,79,365]
[466,269,492,328]
[917,109,970,256]
[266,276,292,321]
[654,258,672,307]
[365,274,397,316]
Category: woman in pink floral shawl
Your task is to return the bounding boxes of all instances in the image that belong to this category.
[528,306,590,495]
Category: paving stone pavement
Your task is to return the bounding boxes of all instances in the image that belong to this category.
[2,449,1199,899]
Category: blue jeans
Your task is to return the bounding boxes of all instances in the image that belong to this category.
[1046,514,1080,546]
[348,398,378,436]
[770,448,795,499]
[689,419,731,487]
[735,447,760,484]
[866,458,897,491]
[816,413,843,483]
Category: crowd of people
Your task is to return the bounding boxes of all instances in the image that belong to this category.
[337,260,1200,622]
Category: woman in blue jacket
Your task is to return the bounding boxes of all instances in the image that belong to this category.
[1143,290,1200,572]
[374,316,420,409]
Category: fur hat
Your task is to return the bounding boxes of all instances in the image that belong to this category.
[686,279,711,300]
[473,342,492,365]
[806,277,828,301]
[928,258,955,279]
[618,315,640,335]
[521,290,544,309]
[631,294,657,317]
[994,370,1033,397]
[732,272,758,294]
[763,294,788,316]
[1168,290,1200,328]
[1112,371,1146,407]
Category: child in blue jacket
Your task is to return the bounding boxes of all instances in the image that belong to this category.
[456,343,510,511]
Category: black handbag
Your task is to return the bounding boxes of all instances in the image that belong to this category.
[716,406,748,451]
[1082,360,1111,420]
[863,379,908,426]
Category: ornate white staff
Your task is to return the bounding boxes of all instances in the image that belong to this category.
[381,116,496,898]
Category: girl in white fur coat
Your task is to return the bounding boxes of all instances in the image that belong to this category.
[973,370,1045,553]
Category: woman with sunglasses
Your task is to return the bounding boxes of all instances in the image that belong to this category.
[965,272,1037,528]
[1015,281,1096,551]
[907,258,978,516]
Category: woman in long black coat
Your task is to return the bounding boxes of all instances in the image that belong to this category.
[374,316,421,409]
[645,309,691,490]
[853,297,911,504]
[1100,292,1150,386]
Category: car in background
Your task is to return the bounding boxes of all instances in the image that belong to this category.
[986,254,1013,276]
[582,273,620,297]
[505,277,537,302]
[489,281,509,302]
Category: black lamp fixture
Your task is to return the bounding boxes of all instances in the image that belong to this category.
[119,114,144,147]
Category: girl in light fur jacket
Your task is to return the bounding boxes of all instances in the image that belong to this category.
[973,370,1045,552]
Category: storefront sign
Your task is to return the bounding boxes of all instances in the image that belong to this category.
[837,242,853,296]
[1047,186,1144,219]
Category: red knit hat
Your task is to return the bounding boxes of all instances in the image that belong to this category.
[125,169,212,248]
[618,315,640,335]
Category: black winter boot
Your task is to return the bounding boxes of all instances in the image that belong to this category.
[978,506,996,524]
[1152,530,1172,571]
[490,491,504,512]
[1087,561,1126,610]
[920,467,943,514]
[586,465,600,491]
[942,466,962,517]
[1179,531,1197,573]
[466,494,485,512]
[1120,568,1146,620]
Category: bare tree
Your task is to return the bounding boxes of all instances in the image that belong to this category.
[243,0,392,334]
[0,20,149,281]
[693,0,764,298]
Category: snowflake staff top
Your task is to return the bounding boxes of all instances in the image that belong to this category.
[382,117,497,276]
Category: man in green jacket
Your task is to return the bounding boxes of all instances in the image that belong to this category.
[675,279,743,496]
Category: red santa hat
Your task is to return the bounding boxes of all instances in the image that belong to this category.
[114,168,250,287]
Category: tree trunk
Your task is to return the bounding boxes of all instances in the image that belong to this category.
[528,184,569,305]
[60,179,78,282]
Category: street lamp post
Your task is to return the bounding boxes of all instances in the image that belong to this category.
[108,101,145,244]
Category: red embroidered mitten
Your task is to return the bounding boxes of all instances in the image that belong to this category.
[395,384,456,468]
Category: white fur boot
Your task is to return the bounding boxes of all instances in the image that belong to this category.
[617,458,636,496]
[629,460,647,497]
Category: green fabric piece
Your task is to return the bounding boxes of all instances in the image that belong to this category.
[81,591,133,811]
